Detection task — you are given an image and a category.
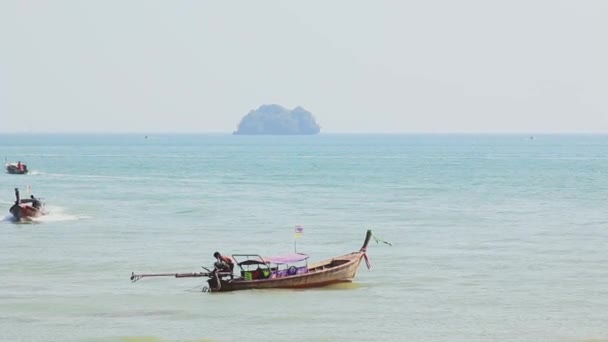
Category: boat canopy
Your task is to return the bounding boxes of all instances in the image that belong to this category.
[263,253,309,264]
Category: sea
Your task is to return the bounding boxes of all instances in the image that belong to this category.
[0,134,607,342]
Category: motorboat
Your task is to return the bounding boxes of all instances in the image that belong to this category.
[6,162,28,174]
[8,188,45,221]
[131,230,376,293]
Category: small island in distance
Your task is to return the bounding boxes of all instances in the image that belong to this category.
[233,104,321,135]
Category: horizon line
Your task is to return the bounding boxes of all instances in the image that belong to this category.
[0,131,607,135]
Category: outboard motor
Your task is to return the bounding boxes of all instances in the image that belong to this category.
[207,275,221,292]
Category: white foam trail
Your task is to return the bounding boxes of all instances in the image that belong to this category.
[1,214,14,222]
[32,214,79,222]
[32,205,80,222]
[0,205,82,223]
[1,211,85,223]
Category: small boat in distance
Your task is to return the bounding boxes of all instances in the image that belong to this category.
[6,161,28,174]
[9,188,45,221]
[131,230,375,293]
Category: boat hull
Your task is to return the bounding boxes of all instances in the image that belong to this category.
[9,203,43,221]
[6,164,28,174]
[208,251,366,292]
[129,230,375,293]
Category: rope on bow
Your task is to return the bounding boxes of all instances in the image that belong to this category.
[372,233,392,246]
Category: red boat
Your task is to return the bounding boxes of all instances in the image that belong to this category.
[5,162,28,174]
[8,188,45,221]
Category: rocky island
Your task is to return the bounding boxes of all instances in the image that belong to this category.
[233,104,321,135]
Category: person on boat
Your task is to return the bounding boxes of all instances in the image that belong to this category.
[213,252,234,274]
[14,188,21,204]
[30,195,41,209]
[17,161,23,171]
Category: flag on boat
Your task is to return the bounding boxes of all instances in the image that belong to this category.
[294,225,303,239]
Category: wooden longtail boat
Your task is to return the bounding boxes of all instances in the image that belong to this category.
[8,188,45,221]
[131,230,374,293]
[6,162,28,174]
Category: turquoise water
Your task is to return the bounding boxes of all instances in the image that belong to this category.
[1,134,607,342]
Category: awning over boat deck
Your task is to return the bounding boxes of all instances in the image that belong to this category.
[262,253,309,264]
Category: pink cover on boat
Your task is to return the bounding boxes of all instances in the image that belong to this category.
[263,253,309,264]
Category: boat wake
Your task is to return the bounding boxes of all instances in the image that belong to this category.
[1,206,83,223]
[44,172,154,182]
[1,214,15,222]
[32,205,81,222]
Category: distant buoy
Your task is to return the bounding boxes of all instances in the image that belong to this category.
[145,136,148,139]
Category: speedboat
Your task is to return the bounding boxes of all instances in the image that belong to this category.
[6,162,28,174]
[8,188,45,221]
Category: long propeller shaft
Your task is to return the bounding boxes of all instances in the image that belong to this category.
[130,271,209,282]
[130,271,232,282]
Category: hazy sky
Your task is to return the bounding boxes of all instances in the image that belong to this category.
[1,1,607,133]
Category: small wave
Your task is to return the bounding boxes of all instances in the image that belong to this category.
[42,172,185,182]
[118,337,218,342]
[42,172,213,184]
[43,173,152,181]
[175,208,200,214]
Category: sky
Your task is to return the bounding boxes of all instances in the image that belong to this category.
[1,1,607,133]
